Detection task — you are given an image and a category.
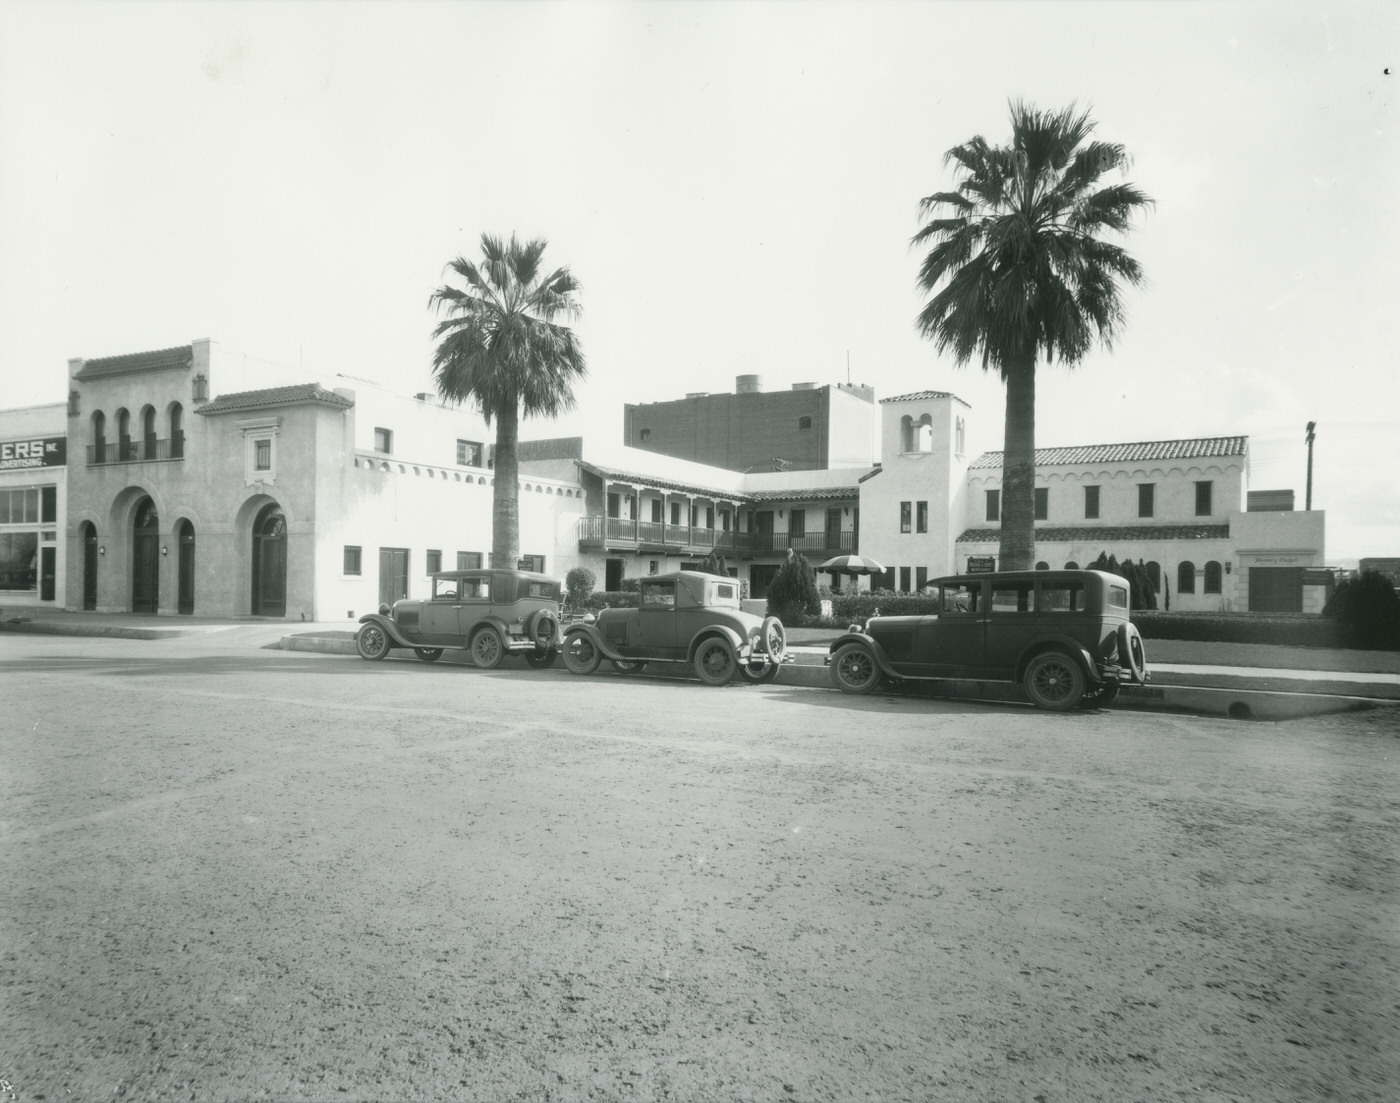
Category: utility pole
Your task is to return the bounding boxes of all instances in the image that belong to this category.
[1305,421,1317,510]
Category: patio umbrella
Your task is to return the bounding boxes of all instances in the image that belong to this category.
[817,554,887,576]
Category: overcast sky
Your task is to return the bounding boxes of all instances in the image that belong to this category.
[1,0,1395,563]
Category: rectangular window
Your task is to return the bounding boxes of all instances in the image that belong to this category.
[519,554,545,573]
[374,427,393,454]
[1084,485,1100,519]
[457,551,483,570]
[789,510,806,538]
[900,501,912,533]
[41,486,56,524]
[425,549,442,574]
[0,532,38,590]
[985,489,1000,522]
[941,582,980,614]
[1039,581,1086,613]
[651,499,662,523]
[1138,483,1155,518]
[343,546,362,576]
[900,566,912,592]
[991,581,1035,613]
[915,566,928,590]
[1034,487,1048,521]
[0,488,39,524]
[916,501,928,534]
[457,439,483,467]
[670,501,682,526]
[254,438,271,471]
[1195,481,1213,516]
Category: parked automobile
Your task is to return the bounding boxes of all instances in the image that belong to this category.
[355,569,562,668]
[561,570,787,686]
[826,569,1148,710]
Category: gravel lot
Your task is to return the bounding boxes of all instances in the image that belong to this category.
[2,637,1398,1102]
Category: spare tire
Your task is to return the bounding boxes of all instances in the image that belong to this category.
[1117,622,1147,684]
[529,609,560,649]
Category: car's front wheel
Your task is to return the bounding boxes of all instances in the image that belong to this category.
[356,623,391,661]
[561,633,602,675]
[414,648,444,662]
[694,637,738,686]
[830,642,880,694]
[470,626,505,669]
[525,648,557,669]
[1023,651,1086,711]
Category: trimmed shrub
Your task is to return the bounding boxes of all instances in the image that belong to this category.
[766,550,822,622]
[1324,571,1400,650]
[564,567,595,611]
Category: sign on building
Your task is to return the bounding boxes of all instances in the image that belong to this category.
[966,555,995,573]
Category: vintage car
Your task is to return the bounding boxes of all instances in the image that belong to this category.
[354,568,562,668]
[560,570,787,686]
[826,569,1148,710]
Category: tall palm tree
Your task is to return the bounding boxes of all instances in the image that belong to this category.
[912,102,1152,571]
[430,233,586,568]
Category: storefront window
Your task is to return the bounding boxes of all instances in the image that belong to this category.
[0,532,38,591]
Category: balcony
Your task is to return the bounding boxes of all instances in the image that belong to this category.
[87,438,185,465]
[580,516,857,558]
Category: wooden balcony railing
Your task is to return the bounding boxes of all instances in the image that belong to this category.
[580,516,857,557]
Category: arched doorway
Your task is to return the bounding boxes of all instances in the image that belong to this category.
[132,498,159,613]
[176,520,196,615]
[81,522,98,610]
[251,504,287,616]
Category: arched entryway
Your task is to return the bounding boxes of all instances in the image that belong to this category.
[132,498,159,613]
[176,519,196,615]
[81,522,98,610]
[251,504,286,616]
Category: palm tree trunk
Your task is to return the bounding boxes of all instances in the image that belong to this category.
[491,402,521,568]
[999,355,1036,571]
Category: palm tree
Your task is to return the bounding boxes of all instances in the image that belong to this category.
[430,233,586,568]
[912,102,1152,570]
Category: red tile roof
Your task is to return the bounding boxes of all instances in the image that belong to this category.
[968,436,1248,469]
[195,384,355,415]
[882,389,969,405]
[74,345,193,380]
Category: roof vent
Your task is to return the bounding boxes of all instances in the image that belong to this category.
[736,374,764,394]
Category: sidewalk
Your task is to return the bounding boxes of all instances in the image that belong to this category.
[4,605,1398,716]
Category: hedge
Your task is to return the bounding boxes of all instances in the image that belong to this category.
[782,592,1348,648]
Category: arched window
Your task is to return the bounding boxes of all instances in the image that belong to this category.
[1204,560,1222,594]
[1035,561,1049,571]
[116,408,132,460]
[141,405,157,460]
[1178,561,1196,594]
[900,415,914,453]
[1146,561,1162,589]
[91,411,107,463]
[916,414,934,452]
[1064,561,1079,570]
[169,402,184,459]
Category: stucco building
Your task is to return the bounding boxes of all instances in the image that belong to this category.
[5,342,1328,618]
[62,340,585,619]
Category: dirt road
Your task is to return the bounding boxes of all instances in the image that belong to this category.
[2,636,1397,1101]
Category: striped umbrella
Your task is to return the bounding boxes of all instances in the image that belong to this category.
[817,554,888,576]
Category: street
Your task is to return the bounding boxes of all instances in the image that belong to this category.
[2,632,1397,1103]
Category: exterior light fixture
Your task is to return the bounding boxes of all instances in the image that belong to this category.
[161,546,169,556]
[99,546,106,556]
